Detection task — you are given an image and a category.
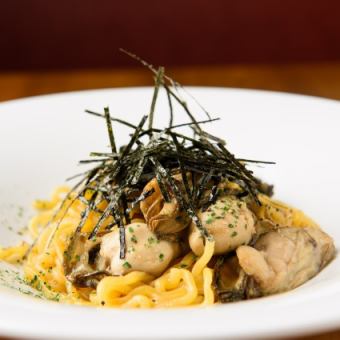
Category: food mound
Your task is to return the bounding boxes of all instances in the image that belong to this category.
[0,53,335,308]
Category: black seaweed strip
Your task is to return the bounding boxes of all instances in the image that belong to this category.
[121,193,130,225]
[148,67,164,131]
[64,191,99,274]
[166,118,220,130]
[166,86,174,128]
[198,130,226,145]
[79,159,110,164]
[120,115,148,159]
[164,84,203,134]
[89,152,119,158]
[237,159,276,165]
[175,84,213,120]
[112,200,126,259]
[104,115,148,184]
[217,143,258,182]
[88,191,120,240]
[152,165,171,203]
[195,169,214,208]
[126,188,155,213]
[24,177,87,259]
[85,109,137,129]
[217,143,260,204]
[43,177,93,249]
[130,148,147,185]
[66,168,99,181]
[104,107,117,154]
[120,48,213,121]
[150,157,211,240]
[201,184,219,212]
[170,133,192,199]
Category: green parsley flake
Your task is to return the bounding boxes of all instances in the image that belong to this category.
[206,217,213,224]
[228,223,234,228]
[18,206,24,217]
[128,246,136,253]
[128,227,134,233]
[130,235,138,243]
[231,231,238,237]
[148,237,156,244]
[122,261,132,269]
[159,253,164,261]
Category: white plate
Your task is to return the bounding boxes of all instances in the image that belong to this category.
[0,87,339,339]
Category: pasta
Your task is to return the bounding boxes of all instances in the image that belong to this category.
[1,183,331,308]
[1,187,215,307]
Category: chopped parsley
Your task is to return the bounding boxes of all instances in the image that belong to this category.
[159,253,164,262]
[122,261,132,269]
[149,236,159,244]
[18,206,24,218]
[127,246,136,254]
[130,235,138,243]
[52,293,61,302]
[231,231,238,237]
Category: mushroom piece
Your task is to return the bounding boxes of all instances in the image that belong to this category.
[100,222,181,276]
[189,196,256,256]
[64,233,108,288]
[236,227,335,297]
[140,174,191,235]
[214,255,248,302]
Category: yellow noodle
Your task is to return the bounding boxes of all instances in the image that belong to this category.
[256,194,319,228]
[0,187,214,308]
[0,242,30,264]
[0,186,312,308]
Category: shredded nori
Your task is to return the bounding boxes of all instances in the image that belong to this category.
[39,51,274,265]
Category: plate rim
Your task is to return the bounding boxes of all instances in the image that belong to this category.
[0,86,339,340]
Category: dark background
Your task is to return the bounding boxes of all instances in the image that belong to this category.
[1,0,340,71]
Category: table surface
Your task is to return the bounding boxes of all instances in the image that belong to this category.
[0,63,339,340]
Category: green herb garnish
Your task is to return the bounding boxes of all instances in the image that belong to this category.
[130,235,138,244]
[122,261,132,269]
